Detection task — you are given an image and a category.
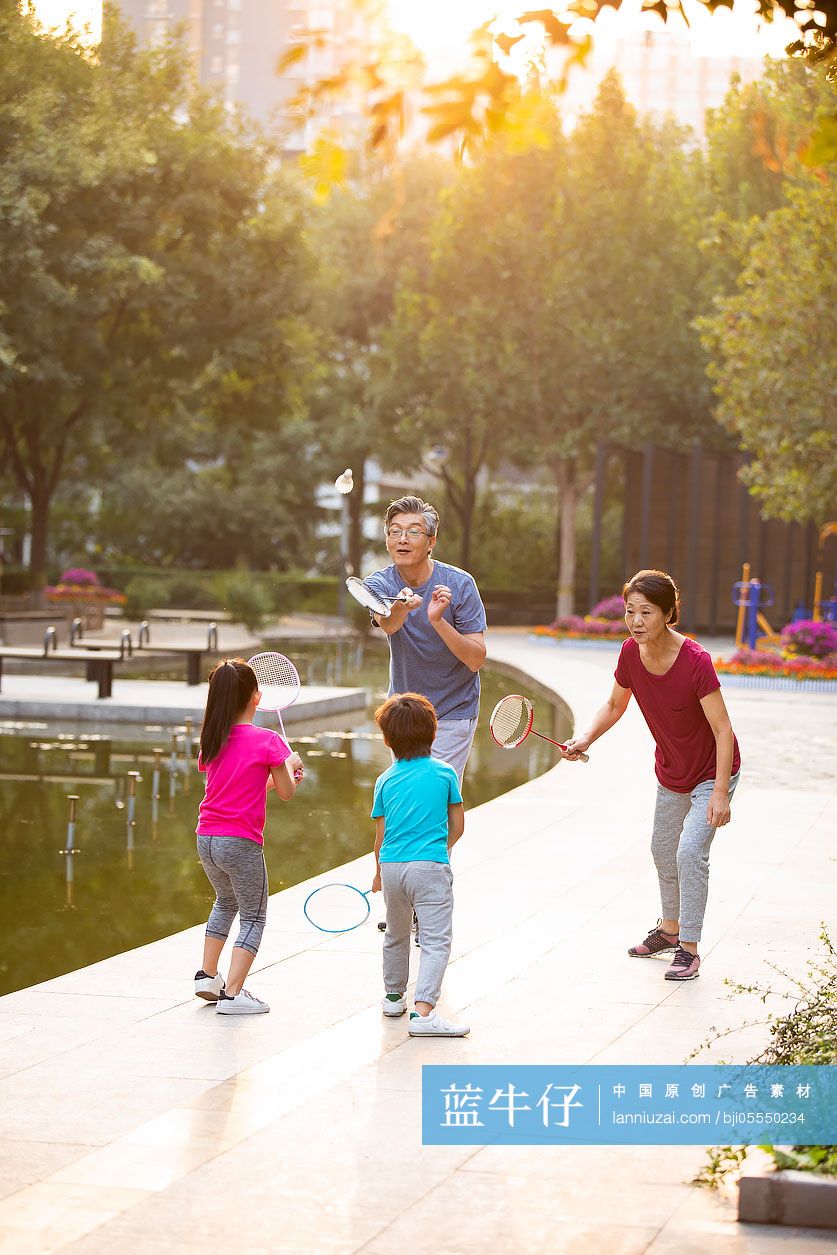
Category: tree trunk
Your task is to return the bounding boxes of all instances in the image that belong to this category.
[28,479,52,596]
[347,456,366,577]
[554,460,577,620]
[459,469,476,571]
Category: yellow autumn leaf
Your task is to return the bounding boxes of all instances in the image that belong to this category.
[299,133,349,202]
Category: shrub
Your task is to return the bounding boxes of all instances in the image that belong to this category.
[590,594,625,620]
[693,927,836,1187]
[166,575,219,611]
[781,619,837,659]
[0,567,33,595]
[215,571,272,632]
[123,576,167,620]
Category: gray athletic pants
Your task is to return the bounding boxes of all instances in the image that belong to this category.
[431,717,478,785]
[197,834,268,956]
[381,861,454,1006]
[651,773,740,944]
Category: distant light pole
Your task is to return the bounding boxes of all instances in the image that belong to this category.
[335,468,353,621]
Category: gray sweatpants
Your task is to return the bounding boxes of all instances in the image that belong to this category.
[197,833,268,956]
[381,861,454,1007]
[431,717,478,785]
[651,773,740,944]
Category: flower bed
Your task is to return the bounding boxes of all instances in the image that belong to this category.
[45,569,126,629]
[715,648,837,683]
[534,615,626,642]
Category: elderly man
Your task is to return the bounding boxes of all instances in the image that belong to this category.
[364,494,487,784]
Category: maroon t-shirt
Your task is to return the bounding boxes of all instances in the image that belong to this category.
[614,637,741,793]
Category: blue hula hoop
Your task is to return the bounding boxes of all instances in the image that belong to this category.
[303,882,372,934]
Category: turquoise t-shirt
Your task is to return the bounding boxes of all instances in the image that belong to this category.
[371,756,463,864]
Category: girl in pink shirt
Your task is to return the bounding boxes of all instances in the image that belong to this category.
[194,658,304,1015]
[565,570,740,983]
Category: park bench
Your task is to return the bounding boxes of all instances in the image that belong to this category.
[69,619,219,685]
[69,619,134,654]
[136,620,219,685]
[0,627,131,698]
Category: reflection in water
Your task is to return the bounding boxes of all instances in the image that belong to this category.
[0,651,569,996]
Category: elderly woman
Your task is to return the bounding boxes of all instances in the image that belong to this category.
[565,569,741,981]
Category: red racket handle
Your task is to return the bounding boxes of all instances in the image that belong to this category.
[530,730,589,761]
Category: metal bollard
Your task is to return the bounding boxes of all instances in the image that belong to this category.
[126,770,141,868]
[59,794,81,908]
[151,748,163,840]
[169,731,179,813]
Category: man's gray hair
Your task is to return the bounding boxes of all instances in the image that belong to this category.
[384,495,440,537]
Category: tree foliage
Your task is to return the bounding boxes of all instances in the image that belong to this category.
[0,6,311,584]
[698,178,837,525]
[386,77,715,609]
[287,2,836,168]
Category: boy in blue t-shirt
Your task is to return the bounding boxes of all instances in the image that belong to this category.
[370,693,469,1037]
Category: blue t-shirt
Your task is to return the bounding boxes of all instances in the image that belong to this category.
[371,755,463,864]
[365,558,487,720]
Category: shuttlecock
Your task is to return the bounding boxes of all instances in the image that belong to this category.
[335,468,354,495]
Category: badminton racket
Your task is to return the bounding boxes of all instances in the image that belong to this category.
[303,882,373,933]
[489,694,589,761]
[345,577,412,619]
[247,651,304,779]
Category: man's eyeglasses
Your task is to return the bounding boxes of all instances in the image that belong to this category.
[385,526,429,541]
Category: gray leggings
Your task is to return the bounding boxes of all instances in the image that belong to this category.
[651,773,740,944]
[381,861,454,1007]
[197,834,268,956]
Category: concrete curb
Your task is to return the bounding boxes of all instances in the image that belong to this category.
[739,1159,837,1229]
[0,687,367,726]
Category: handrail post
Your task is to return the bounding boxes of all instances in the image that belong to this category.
[138,620,150,647]
[43,625,57,656]
[208,621,218,651]
[69,617,83,646]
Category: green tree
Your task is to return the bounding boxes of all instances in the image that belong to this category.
[698,179,837,525]
[391,77,712,610]
[305,154,449,575]
[0,8,310,587]
[702,59,837,296]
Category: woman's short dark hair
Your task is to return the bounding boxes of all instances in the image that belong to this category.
[622,570,681,626]
[374,692,438,759]
[200,658,258,763]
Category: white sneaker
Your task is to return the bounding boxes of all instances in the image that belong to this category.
[216,988,270,1015]
[194,969,225,1001]
[408,1010,470,1037]
[381,994,406,1017]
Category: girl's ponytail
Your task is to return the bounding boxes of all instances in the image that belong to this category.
[200,659,258,763]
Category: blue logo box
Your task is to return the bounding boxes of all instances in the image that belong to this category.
[421,1065,836,1146]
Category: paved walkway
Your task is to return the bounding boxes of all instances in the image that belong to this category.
[0,633,834,1253]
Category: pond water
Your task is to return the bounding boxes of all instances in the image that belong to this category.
[0,643,569,997]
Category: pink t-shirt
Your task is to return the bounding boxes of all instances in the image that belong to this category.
[196,723,290,845]
[614,637,741,793]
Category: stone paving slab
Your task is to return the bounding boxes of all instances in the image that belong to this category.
[0,632,834,1253]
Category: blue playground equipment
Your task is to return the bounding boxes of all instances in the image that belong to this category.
[733,566,781,652]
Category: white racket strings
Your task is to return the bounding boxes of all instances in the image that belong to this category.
[248,652,301,712]
[491,695,531,748]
